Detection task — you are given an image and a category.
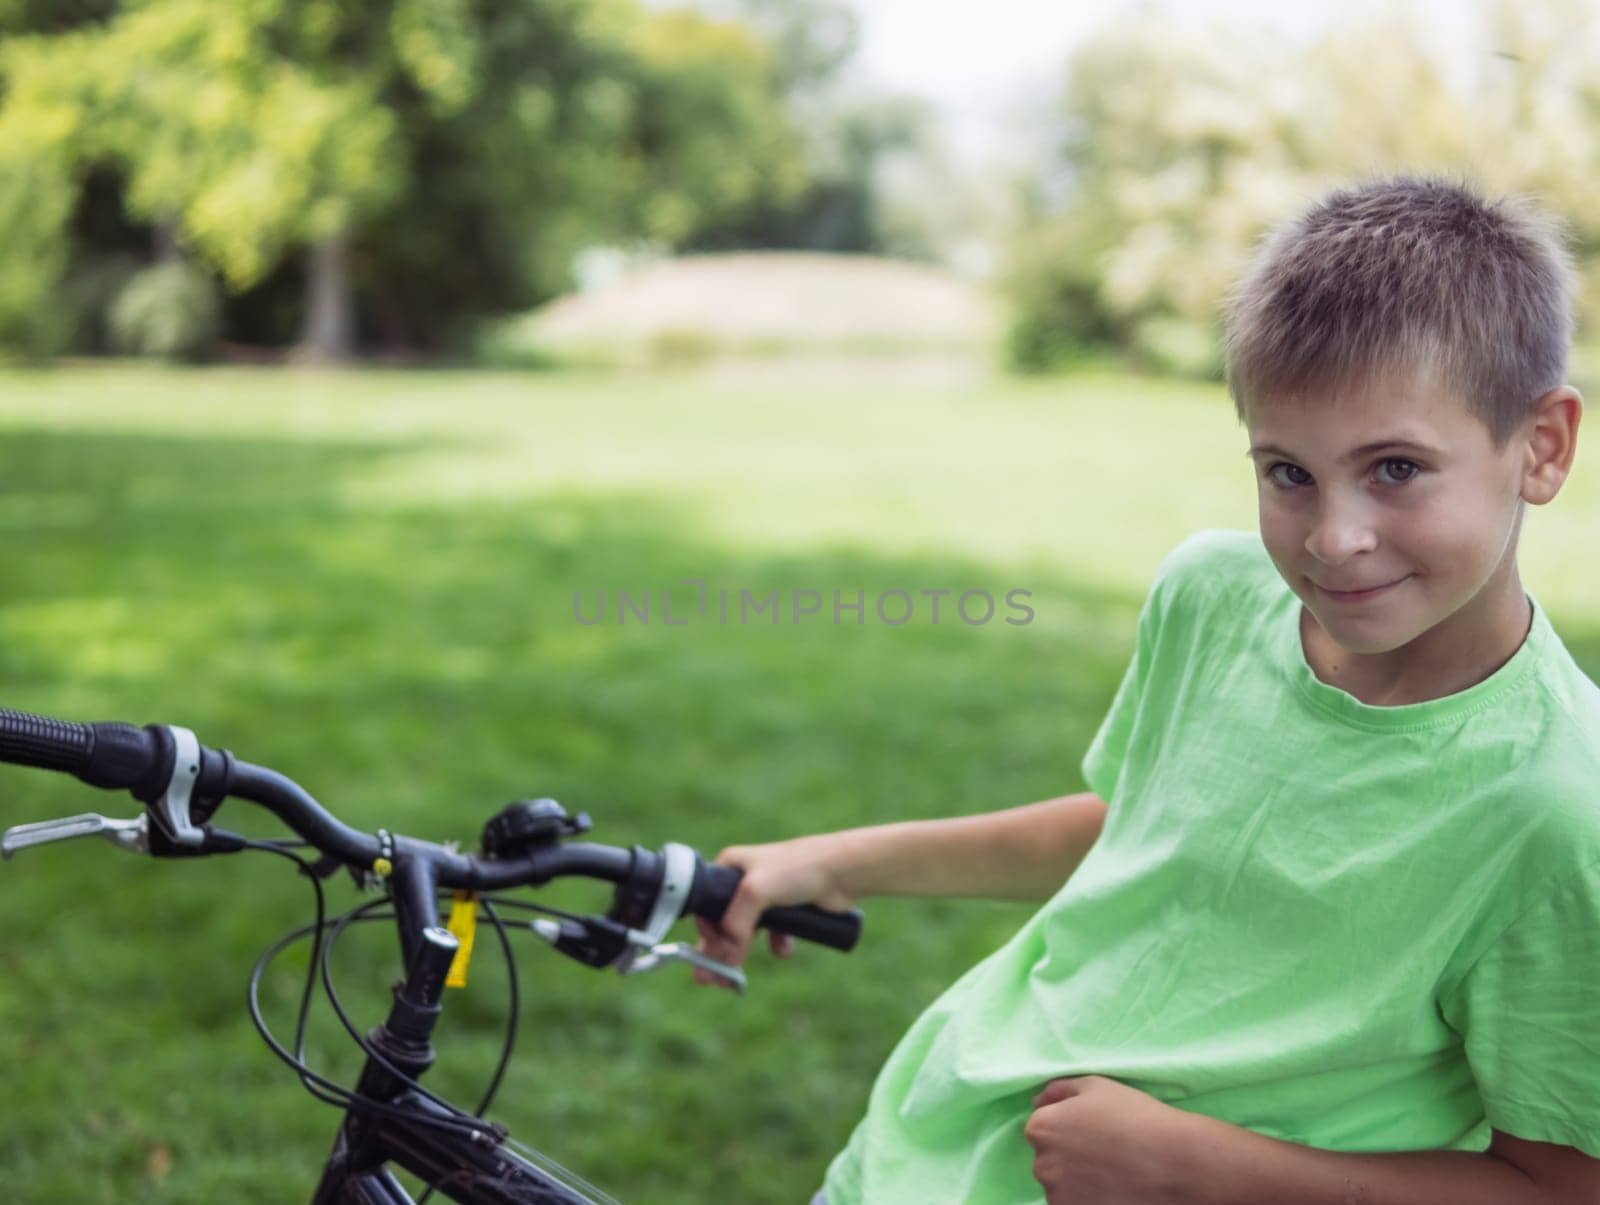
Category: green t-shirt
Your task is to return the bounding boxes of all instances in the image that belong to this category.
[823,528,1600,1204]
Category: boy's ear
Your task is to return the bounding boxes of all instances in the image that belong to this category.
[1519,386,1582,506]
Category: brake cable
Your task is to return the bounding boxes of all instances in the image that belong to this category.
[242,847,493,1141]
[242,837,604,1156]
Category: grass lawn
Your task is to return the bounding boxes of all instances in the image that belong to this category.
[0,363,1594,1202]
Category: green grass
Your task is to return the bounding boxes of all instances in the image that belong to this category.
[0,363,1595,1203]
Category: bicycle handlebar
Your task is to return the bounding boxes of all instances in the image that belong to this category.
[0,706,862,954]
[0,707,170,794]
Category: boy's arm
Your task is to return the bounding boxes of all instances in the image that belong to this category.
[696,792,1108,983]
[1028,1077,1600,1205]
[1177,1115,1600,1205]
[718,790,1109,907]
[825,790,1109,903]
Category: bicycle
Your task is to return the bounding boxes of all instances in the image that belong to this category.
[0,705,862,1203]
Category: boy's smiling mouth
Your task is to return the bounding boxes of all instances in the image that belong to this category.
[1316,575,1412,601]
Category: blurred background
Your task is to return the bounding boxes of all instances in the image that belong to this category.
[8,0,1600,372]
[1,0,1597,1201]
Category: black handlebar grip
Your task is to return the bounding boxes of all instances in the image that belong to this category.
[0,707,165,794]
[754,903,863,952]
[689,861,862,953]
[0,707,93,775]
[81,722,166,794]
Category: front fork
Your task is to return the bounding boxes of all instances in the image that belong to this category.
[309,857,601,1204]
[310,918,466,1203]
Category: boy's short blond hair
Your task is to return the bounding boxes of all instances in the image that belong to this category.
[1224,176,1576,449]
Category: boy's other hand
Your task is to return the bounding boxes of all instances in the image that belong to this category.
[1025,1075,1197,1204]
[691,836,855,991]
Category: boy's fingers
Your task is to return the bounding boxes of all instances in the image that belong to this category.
[714,888,766,965]
[770,932,794,958]
[1031,1079,1075,1110]
[693,920,734,987]
[693,913,755,979]
[695,915,735,952]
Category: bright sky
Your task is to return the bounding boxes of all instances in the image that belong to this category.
[850,0,1480,164]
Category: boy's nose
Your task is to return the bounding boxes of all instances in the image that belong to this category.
[1304,500,1380,565]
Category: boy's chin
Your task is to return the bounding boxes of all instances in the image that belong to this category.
[1301,601,1415,657]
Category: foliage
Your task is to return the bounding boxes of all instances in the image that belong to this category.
[358,1,814,348]
[0,0,809,354]
[0,139,76,356]
[108,260,221,360]
[0,0,117,33]
[1,2,402,286]
[716,0,858,95]
[684,0,936,257]
[1003,205,1134,373]
[58,252,141,354]
[1005,0,1600,374]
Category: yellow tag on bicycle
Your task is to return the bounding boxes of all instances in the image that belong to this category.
[445,890,478,989]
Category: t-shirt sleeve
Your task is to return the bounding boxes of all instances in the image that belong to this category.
[1078,529,1247,807]
[1079,596,1154,804]
[1439,857,1600,1159]
[1079,545,1184,805]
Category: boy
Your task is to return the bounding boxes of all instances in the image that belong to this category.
[695,177,1600,1204]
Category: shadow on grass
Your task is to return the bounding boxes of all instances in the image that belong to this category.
[0,424,1144,1205]
[0,425,1594,1204]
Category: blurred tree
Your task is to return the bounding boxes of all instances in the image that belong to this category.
[684,0,932,255]
[1004,15,1309,374]
[1005,0,1600,375]
[0,1,404,358]
[0,0,116,34]
[360,1,808,353]
[1474,0,1600,306]
[724,0,856,94]
[688,95,928,253]
[0,0,119,353]
[0,0,805,359]
[0,85,78,355]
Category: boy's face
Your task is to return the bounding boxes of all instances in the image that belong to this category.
[1244,373,1532,662]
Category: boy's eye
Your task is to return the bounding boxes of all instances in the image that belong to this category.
[1265,463,1312,488]
[1376,458,1420,484]
[1263,459,1421,488]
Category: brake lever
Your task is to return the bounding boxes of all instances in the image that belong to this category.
[527,917,748,994]
[619,938,747,995]
[1,812,150,860]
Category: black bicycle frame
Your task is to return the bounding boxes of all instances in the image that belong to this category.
[320,1098,595,1205]
[310,916,601,1205]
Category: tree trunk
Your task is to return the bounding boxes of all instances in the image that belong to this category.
[153,220,182,263]
[297,225,356,362]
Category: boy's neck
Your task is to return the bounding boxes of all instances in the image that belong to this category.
[1298,561,1534,708]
